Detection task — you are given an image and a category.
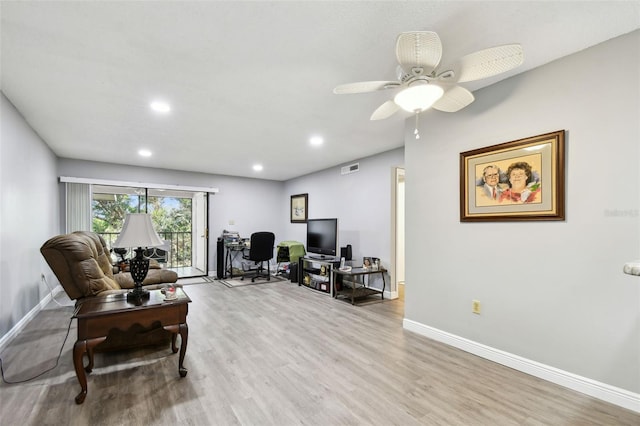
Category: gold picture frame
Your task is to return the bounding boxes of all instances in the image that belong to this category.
[290,193,308,223]
[460,130,565,222]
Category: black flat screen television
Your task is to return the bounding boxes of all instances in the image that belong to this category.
[306,218,338,259]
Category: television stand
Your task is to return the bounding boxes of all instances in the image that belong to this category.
[308,254,337,261]
[298,256,340,296]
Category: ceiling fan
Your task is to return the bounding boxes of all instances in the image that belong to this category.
[333,31,524,121]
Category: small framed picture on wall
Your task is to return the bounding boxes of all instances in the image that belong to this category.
[290,193,308,223]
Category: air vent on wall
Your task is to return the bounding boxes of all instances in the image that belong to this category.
[341,163,360,175]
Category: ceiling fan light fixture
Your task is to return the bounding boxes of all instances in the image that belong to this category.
[394,83,444,113]
[335,31,522,119]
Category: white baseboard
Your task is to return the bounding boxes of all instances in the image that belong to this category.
[403,318,640,413]
[385,289,398,300]
[0,286,66,352]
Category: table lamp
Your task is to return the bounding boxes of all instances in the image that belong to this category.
[113,213,164,301]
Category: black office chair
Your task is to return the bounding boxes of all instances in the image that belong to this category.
[241,232,275,282]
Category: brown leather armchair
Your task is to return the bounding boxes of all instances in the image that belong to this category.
[40,231,179,351]
[40,231,178,300]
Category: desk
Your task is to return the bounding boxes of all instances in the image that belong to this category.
[72,288,191,404]
[332,267,386,305]
[224,242,248,278]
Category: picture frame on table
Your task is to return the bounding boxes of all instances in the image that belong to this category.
[460,130,565,222]
[362,257,380,270]
[290,193,308,223]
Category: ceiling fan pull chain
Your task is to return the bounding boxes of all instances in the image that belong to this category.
[414,112,420,139]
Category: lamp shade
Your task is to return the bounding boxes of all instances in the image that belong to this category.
[394,83,444,113]
[113,213,164,248]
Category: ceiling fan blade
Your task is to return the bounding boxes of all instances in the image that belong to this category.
[432,85,475,112]
[396,31,442,74]
[455,44,524,83]
[333,81,400,94]
[370,100,400,120]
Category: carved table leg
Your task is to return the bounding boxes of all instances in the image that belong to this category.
[73,337,106,404]
[73,340,88,404]
[171,332,178,353]
[178,323,188,377]
[163,324,180,354]
[86,346,94,373]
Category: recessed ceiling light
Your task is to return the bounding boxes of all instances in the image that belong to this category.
[150,101,171,113]
[310,136,324,146]
[138,149,152,157]
[253,164,263,172]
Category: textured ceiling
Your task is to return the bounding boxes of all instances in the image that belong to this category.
[2,1,639,181]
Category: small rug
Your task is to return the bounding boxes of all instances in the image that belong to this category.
[219,274,287,288]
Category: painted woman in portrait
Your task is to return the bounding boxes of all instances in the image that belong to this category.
[499,161,541,204]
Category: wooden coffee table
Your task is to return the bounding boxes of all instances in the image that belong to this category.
[72,288,191,404]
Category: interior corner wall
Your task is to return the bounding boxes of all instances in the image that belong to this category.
[283,148,404,290]
[0,92,60,340]
[206,174,285,265]
[404,30,640,395]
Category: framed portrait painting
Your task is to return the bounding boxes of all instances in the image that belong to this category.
[290,193,308,223]
[460,130,565,222]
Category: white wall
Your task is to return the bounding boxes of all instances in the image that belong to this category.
[405,30,640,399]
[284,148,404,292]
[0,93,59,339]
[56,159,285,272]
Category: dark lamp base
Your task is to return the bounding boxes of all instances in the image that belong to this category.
[127,246,150,303]
[127,284,150,302]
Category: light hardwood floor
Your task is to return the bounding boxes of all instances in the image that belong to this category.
[169,266,206,279]
[1,281,638,425]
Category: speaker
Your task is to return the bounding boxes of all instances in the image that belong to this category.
[340,244,352,261]
[216,238,224,279]
[289,262,299,283]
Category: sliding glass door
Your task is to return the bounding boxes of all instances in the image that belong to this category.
[91,185,208,278]
[193,192,207,274]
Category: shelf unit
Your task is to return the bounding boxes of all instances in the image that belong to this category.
[298,256,340,296]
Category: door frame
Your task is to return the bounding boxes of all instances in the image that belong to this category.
[192,192,208,275]
[389,167,405,300]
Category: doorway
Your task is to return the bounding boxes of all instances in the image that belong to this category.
[193,192,208,275]
[392,167,405,302]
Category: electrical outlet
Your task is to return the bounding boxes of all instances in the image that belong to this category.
[472,300,481,314]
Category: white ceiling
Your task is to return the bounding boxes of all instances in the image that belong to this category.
[2,1,639,181]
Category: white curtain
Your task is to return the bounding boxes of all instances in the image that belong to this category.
[65,182,91,232]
